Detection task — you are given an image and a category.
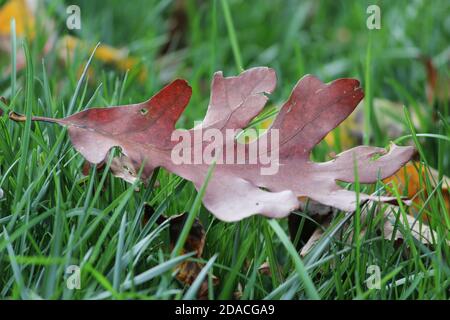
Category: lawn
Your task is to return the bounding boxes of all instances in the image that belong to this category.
[0,0,449,300]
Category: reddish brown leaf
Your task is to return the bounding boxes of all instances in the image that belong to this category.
[10,67,414,221]
[81,160,106,176]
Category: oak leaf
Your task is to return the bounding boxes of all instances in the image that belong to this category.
[10,67,414,221]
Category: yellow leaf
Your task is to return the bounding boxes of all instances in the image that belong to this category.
[0,0,35,38]
[383,161,450,220]
[59,35,147,82]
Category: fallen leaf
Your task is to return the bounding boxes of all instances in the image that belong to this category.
[258,261,271,276]
[167,213,206,258]
[233,282,243,299]
[141,203,156,226]
[58,35,147,83]
[299,214,332,257]
[144,205,217,299]
[10,67,414,221]
[0,0,55,76]
[0,0,35,38]
[110,155,139,184]
[299,204,441,257]
[0,1,145,81]
[81,160,105,176]
[383,161,450,219]
[382,208,436,245]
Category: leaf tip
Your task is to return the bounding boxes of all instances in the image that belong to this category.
[8,111,26,122]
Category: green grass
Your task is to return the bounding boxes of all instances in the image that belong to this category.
[0,0,449,300]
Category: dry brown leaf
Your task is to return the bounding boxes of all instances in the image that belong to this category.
[81,160,105,176]
[300,215,332,257]
[299,203,441,257]
[288,199,337,251]
[143,205,218,299]
[0,0,55,76]
[233,282,243,300]
[110,155,139,184]
[382,208,436,245]
[258,261,271,276]
[58,35,147,83]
